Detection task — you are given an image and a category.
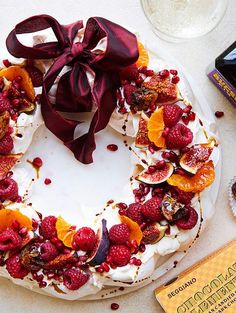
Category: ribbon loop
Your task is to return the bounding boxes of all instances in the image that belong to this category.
[6,15,139,164]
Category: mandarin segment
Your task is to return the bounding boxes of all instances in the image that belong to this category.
[167,160,215,193]
[136,41,149,67]
[120,215,143,246]
[56,216,76,248]
[0,209,32,231]
[0,66,35,101]
[147,107,166,148]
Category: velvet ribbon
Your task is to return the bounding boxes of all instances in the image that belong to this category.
[6,15,139,163]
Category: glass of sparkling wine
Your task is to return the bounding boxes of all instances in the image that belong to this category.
[141,0,228,42]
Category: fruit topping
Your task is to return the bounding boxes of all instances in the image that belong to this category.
[63,268,89,290]
[137,162,173,185]
[0,93,10,112]
[32,157,43,168]
[88,219,110,266]
[120,215,143,246]
[180,144,213,174]
[107,144,118,152]
[142,223,167,244]
[0,111,10,140]
[40,216,57,240]
[0,209,32,232]
[0,229,22,251]
[107,244,131,267]
[163,104,183,128]
[215,111,224,118]
[0,154,22,180]
[132,87,158,111]
[169,187,194,205]
[6,254,29,279]
[167,160,215,193]
[123,84,137,105]
[40,242,58,261]
[0,177,18,201]
[73,227,96,251]
[175,206,198,230]
[161,193,185,221]
[126,203,143,225]
[20,243,43,271]
[43,252,77,270]
[44,178,52,185]
[136,41,149,67]
[147,106,166,148]
[108,223,130,244]
[166,123,193,149]
[111,303,120,311]
[55,216,76,248]
[141,197,164,221]
[135,112,150,148]
[24,65,44,87]
[0,134,13,155]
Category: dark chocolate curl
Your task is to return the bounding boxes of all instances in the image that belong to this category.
[6,15,139,163]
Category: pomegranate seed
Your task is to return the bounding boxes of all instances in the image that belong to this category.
[131,239,138,250]
[147,165,157,174]
[44,178,52,185]
[188,111,196,121]
[183,105,192,114]
[170,69,178,76]
[182,115,189,125]
[118,107,127,114]
[146,69,154,76]
[96,266,104,273]
[139,183,145,191]
[107,144,118,152]
[133,188,143,197]
[171,76,180,84]
[161,151,171,160]
[2,90,8,98]
[138,66,147,74]
[156,160,166,170]
[11,98,20,107]
[159,69,169,78]
[36,274,44,282]
[102,262,110,272]
[140,222,147,230]
[168,151,178,163]
[135,258,142,266]
[19,227,28,236]
[47,273,55,279]
[79,255,88,262]
[32,219,38,230]
[2,59,11,67]
[118,208,127,216]
[215,111,224,118]
[111,303,119,310]
[33,157,43,168]
[135,76,144,87]
[139,243,146,253]
[39,281,47,288]
[143,186,150,196]
[116,202,127,210]
[50,237,60,245]
[12,220,20,231]
[162,127,170,138]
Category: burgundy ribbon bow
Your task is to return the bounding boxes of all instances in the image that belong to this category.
[6,15,139,163]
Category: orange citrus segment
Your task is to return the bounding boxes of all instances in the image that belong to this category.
[167,160,215,193]
[0,66,35,101]
[120,215,143,246]
[56,216,76,248]
[0,209,32,232]
[147,107,166,148]
[136,41,149,67]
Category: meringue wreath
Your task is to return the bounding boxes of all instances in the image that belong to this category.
[0,15,220,300]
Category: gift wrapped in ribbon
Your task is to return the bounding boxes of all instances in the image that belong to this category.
[6,15,139,164]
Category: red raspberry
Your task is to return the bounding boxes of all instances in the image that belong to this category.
[63,268,89,290]
[120,64,139,81]
[0,94,10,112]
[0,229,22,251]
[25,66,43,87]
[141,197,164,221]
[0,178,18,201]
[126,203,143,225]
[40,242,58,261]
[6,254,29,279]
[175,206,198,230]
[73,227,96,251]
[109,223,130,244]
[163,104,183,128]
[39,216,57,239]
[123,84,137,105]
[107,245,131,267]
[166,123,193,149]
[0,135,14,155]
[170,187,194,204]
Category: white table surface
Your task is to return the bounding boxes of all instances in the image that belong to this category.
[0,0,236,312]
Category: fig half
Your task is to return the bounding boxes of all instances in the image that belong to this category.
[137,163,173,185]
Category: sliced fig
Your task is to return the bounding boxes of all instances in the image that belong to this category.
[142,223,168,244]
[135,113,150,148]
[0,154,22,180]
[0,111,10,140]
[88,219,110,266]
[20,230,35,249]
[137,163,173,185]
[161,193,185,222]
[143,74,183,105]
[180,144,213,174]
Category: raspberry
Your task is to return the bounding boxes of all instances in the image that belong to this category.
[123,84,137,105]
[0,178,18,201]
[63,268,89,290]
[120,64,139,81]
[170,187,194,204]
[73,227,96,251]
[142,224,160,244]
[39,216,57,239]
[175,206,198,230]
[107,245,131,267]
[25,65,43,87]
[163,104,183,128]
[0,94,10,112]
[166,123,193,149]
[0,229,22,251]
[126,203,143,225]
[6,254,29,279]
[109,223,130,244]
[141,197,164,221]
[40,242,58,261]
[0,134,14,155]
